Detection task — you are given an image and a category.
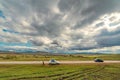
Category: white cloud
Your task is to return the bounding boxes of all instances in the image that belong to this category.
[0,0,120,53]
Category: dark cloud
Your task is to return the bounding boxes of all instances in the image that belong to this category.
[31,17,65,38]
[79,0,120,27]
[69,46,96,50]
[76,0,120,27]
[51,40,60,46]
[94,27,120,48]
[30,40,44,46]
[96,34,120,47]
[96,27,120,37]
[95,22,104,27]
[58,0,120,28]
[58,0,80,12]
[0,0,120,53]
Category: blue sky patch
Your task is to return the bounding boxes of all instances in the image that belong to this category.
[0,41,32,47]
[3,29,19,34]
[0,10,6,19]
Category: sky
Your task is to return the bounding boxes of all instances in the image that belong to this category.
[0,0,120,53]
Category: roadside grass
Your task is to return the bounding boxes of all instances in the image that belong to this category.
[0,64,119,80]
[0,53,120,61]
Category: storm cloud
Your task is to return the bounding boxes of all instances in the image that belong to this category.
[0,0,120,53]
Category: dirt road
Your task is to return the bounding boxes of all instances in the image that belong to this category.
[0,61,119,64]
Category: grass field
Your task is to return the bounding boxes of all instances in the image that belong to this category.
[0,53,120,61]
[0,64,119,80]
[0,53,120,80]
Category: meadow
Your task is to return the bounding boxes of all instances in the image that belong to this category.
[0,53,120,61]
[0,53,120,80]
[0,64,119,80]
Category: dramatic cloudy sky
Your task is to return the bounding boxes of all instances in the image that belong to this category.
[0,0,120,53]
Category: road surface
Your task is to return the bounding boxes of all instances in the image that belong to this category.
[0,61,120,64]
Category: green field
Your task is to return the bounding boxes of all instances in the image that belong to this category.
[0,53,120,80]
[0,64,119,80]
[0,53,120,61]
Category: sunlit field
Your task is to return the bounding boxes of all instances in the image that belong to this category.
[0,53,120,61]
[0,64,119,80]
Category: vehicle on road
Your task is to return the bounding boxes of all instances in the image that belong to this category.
[94,58,104,62]
[49,59,60,65]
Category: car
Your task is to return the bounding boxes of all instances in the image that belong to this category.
[94,58,104,62]
[49,59,60,65]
